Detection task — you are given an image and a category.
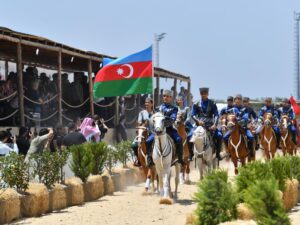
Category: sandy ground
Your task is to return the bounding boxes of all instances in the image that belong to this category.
[12,149,300,225]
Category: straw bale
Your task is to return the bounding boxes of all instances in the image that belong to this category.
[112,168,127,191]
[291,179,299,206]
[185,213,197,225]
[20,183,49,217]
[283,179,296,211]
[65,177,84,206]
[111,173,123,192]
[48,184,67,211]
[237,203,254,220]
[101,173,114,195]
[0,188,20,223]
[128,164,145,183]
[83,175,104,202]
[219,220,257,225]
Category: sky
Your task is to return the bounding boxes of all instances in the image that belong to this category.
[0,0,300,101]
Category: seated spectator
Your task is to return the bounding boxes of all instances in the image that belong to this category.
[80,117,100,142]
[16,126,32,156]
[25,128,54,163]
[0,130,18,156]
[62,122,86,147]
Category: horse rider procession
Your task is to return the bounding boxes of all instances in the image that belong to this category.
[130,86,298,201]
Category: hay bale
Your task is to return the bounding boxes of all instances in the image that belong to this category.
[65,177,84,206]
[128,164,145,183]
[283,179,296,211]
[0,188,20,223]
[124,168,136,186]
[219,220,257,225]
[185,213,197,225]
[111,173,123,192]
[277,190,283,200]
[101,173,114,195]
[112,168,127,191]
[48,184,67,211]
[292,179,299,206]
[20,183,49,217]
[83,175,104,202]
[237,203,255,220]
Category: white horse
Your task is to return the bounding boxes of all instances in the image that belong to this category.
[151,112,180,204]
[189,126,215,180]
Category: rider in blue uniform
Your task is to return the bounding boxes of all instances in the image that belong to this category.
[223,94,254,152]
[220,96,235,116]
[256,97,281,148]
[277,98,297,145]
[176,95,193,133]
[187,87,222,161]
[145,89,185,167]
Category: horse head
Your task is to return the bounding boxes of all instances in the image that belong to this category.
[190,126,208,153]
[226,114,237,130]
[263,112,273,127]
[135,126,148,144]
[151,112,166,136]
[220,115,228,132]
[280,115,289,132]
[175,112,184,128]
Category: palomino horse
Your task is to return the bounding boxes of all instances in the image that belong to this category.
[174,112,191,184]
[135,126,157,193]
[260,113,277,159]
[151,112,180,204]
[224,114,248,174]
[280,115,296,155]
[189,126,214,180]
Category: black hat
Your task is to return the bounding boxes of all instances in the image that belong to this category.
[265,97,272,102]
[282,98,289,103]
[234,94,242,100]
[199,87,209,93]
[227,96,234,101]
[243,97,250,102]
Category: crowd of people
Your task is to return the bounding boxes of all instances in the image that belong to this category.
[0,114,108,159]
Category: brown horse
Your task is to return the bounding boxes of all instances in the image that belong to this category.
[279,115,296,155]
[224,114,248,174]
[174,112,191,184]
[135,126,157,192]
[260,113,277,159]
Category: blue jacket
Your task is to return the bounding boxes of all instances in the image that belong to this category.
[159,103,178,127]
[258,105,279,120]
[277,106,295,120]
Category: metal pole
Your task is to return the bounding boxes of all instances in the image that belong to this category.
[17,42,25,126]
[173,78,177,99]
[88,58,94,117]
[295,12,300,99]
[57,50,62,124]
[5,61,8,78]
[155,34,160,68]
[187,80,191,107]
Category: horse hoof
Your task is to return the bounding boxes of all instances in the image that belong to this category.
[159,197,173,205]
[179,181,184,185]
[142,190,152,196]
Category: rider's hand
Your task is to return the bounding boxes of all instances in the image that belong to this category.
[209,124,217,131]
[197,120,204,126]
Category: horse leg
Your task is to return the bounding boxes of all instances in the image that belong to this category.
[179,164,185,185]
[144,168,151,192]
[163,168,171,198]
[174,163,180,199]
[232,158,238,175]
[197,158,203,180]
[185,161,191,184]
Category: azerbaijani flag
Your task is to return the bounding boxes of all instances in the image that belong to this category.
[93,46,153,98]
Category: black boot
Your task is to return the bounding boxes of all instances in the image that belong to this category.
[176,140,185,165]
[247,139,254,153]
[132,145,141,167]
[145,142,154,167]
[255,134,260,150]
[292,132,297,145]
[276,132,281,149]
[187,142,194,161]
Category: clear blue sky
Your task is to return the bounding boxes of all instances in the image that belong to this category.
[1,0,299,101]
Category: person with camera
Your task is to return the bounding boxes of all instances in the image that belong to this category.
[93,114,108,141]
[24,128,54,163]
[0,130,19,156]
[16,126,32,156]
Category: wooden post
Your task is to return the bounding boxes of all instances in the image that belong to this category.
[5,61,8,78]
[114,96,119,140]
[187,79,191,107]
[173,78,177,99]
[57,50,62,124]
[17,42,25,126]
[88,58,94,117]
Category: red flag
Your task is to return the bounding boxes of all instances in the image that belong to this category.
[290,96,300,115]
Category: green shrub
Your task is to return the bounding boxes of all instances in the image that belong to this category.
[270,156,292,192]
[243,178,291,225]
[30,151,61,189]
[89,142,108,175]
[57,149,70,184]
[236,160,274,200]
[105,145,118,175]
[194,170,238,225]
[115,140,132,168]
[0,152,29,192]
[289,155,300,182]
[69,144,94,182]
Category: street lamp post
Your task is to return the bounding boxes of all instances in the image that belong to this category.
[295,12,300,99]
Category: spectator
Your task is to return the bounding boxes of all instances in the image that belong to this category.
[74,117,81,131]
[25,128,54,163]
[50,123,66,152]
[80,117,100,142]
[62,122,86,147]
[24,79,43,113]
[93,115,108,141]
[0,130,18,156]
[16,126,31,156]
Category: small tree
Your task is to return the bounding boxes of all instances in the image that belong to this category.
[0,152,29,192]
[89,142,108,175]
[270,156,293,192]
[194,170,238,225]
[115,140,132,168]
[69,144,94,182]
[244,178,291,225]
[57,148,70,184]
[30,151,61,189]
[105,145,118,175]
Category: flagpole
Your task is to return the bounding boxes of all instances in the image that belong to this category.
[152,43,155,106]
